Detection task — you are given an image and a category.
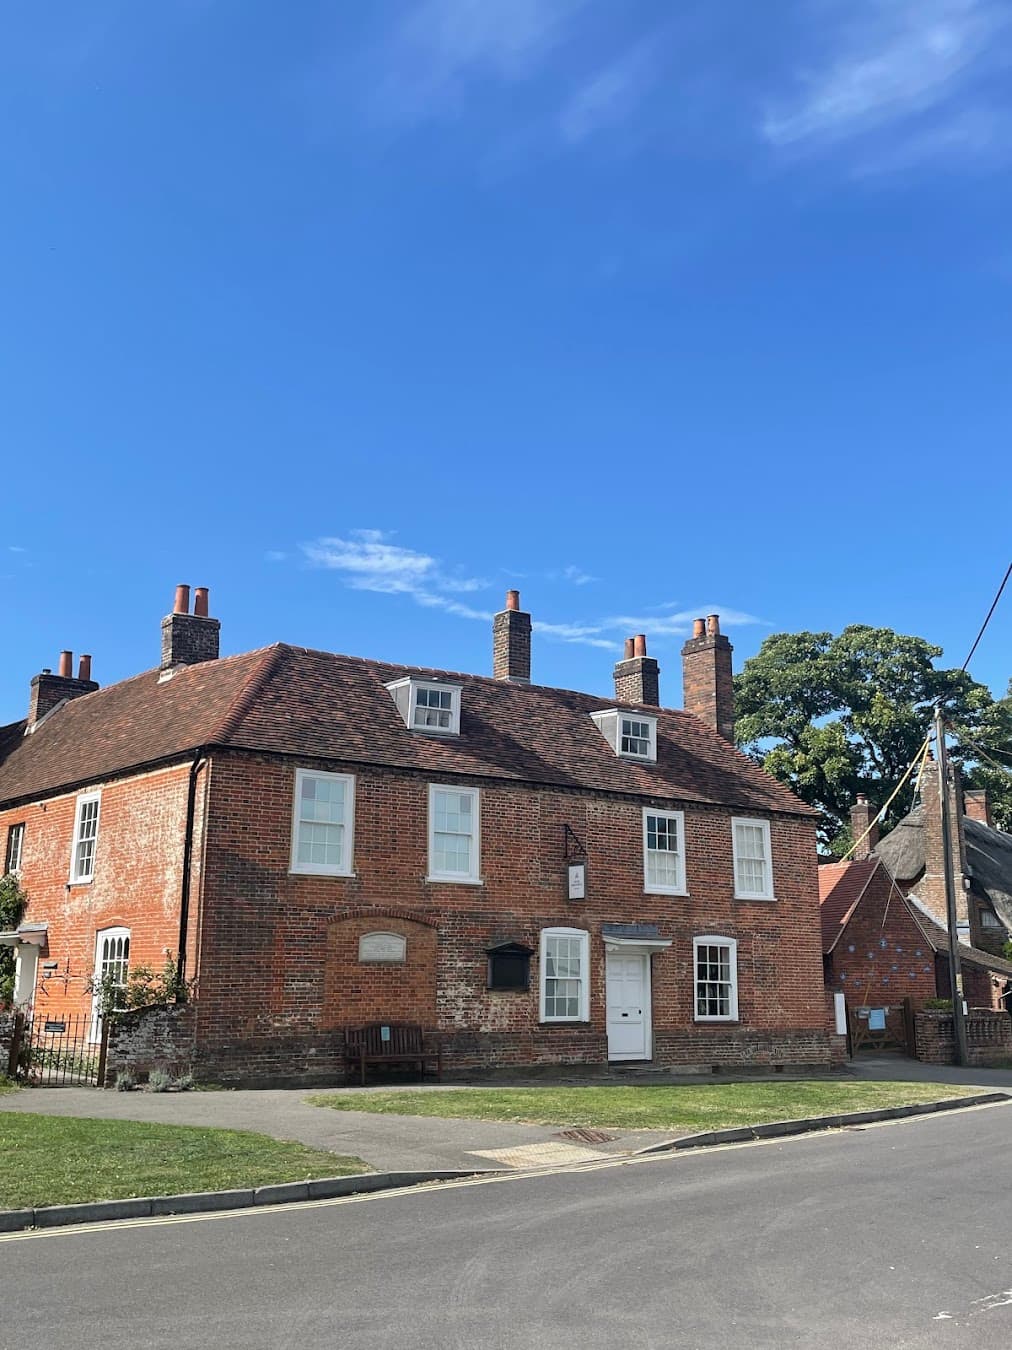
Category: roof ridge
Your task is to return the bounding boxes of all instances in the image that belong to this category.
[211,643,287,745]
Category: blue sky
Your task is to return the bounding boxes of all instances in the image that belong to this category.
[2,0,1010,723]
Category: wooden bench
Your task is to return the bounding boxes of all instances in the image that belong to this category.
[344,1023,442,1086]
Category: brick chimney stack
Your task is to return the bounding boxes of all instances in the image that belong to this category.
[964,789,993,828]
[161,584,220,670]
[28,650,99,728]
[849,794,879,860]
[681,613,734,742]
[917,752,969,932]
[493,589,531,682]
[613,634,660,706]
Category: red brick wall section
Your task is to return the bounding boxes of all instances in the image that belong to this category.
[0,763,200,1025]
[104,1002,197,1084]
[915,1010,1012,1065]
[190,750,835,1083]
[824,871,937,1008]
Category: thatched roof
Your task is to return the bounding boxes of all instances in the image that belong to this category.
[876,806,1012,930]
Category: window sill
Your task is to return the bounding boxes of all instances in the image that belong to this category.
[67,878,94,888]
[734,893,777,903]
[425,874,484,886]
[644,887,689,898]
[694,1017,740,1025]
[288,868,356,879]
[539,1018,591,1026]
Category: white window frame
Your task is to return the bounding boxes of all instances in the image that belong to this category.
[642,808,686,895]
[539,927,591,1023]
[5,822,25,876]
[387,677,462,736]
[427,784,481,884]
[69,791,101,884]
[619,713,656,760]
[289,768,356,877]
[731,816,775,900]
[693,935,739,1023]
[90,925,131,1042]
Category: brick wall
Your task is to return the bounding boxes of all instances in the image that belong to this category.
[824,871,937,1007]
[915,1010,1012,1065]
[189,750,833,1083]
[104,1002,197,1083]
[0,760,204,1025]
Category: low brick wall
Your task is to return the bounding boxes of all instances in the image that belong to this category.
[104,1003,197,1085]
[915,1010,1012,1065]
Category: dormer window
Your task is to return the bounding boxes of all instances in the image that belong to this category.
[386,677,462,736]
[590,709,658,762]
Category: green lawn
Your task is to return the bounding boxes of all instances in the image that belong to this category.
[0,1115,369,1210]
[0,1078,17,1096]
[306,1081,967,1131]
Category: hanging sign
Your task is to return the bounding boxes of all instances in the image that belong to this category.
[567,862,586,901]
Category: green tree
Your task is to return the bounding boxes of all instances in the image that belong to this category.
[0,873,29,1006]
[734,626,1012,853]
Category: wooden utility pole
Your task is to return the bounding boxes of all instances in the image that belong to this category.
[934,704,969,1067]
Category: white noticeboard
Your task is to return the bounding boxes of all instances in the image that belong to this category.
[567,862,586,901]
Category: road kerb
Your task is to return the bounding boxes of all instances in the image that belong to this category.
[1,1169,488,1234]
[633,1091,1011,1156]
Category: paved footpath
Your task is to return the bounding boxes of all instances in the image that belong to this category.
[0,1084,677,1173]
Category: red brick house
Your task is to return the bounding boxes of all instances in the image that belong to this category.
[820,793,1012,1019]
[873,775,1012,1011]
[0,587,841,1084]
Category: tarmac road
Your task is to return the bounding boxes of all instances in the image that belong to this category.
[3,1102,1011,1350]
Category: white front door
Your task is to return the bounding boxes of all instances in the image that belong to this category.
[606,950,650,1061]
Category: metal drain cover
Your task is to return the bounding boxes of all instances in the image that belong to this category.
[556,1127,618,1144]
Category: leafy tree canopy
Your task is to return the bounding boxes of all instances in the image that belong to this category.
[734,626,1012,853]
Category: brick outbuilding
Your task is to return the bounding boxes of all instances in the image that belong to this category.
[1,589,843,1084]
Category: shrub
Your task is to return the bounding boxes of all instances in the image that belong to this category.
[147,1068,172,1093]
[115,1070,137,1092]
[924,997,953,1012]
[172,1072,194,1092]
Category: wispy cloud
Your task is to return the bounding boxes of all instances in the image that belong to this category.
[303,530,760,651]
[8,545,26,553]
[761,0,1011,167]
[303,529,493,621]
[377,0,584,123]
[559,38,656,145]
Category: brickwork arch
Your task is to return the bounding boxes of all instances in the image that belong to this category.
[321,914,438,1030]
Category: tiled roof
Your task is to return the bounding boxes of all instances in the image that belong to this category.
[818,858,880,953]
[0,643,815,815]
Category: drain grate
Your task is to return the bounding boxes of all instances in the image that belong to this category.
[556,1127,618,1144]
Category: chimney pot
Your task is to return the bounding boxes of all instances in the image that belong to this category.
[506,589,520,612]
[692,618,705,639]
[614,637,660,705]
[58,650,73,678]
[78,654,92,682]
[706,614,720,637]
[633,634,647,657]
[162,585,221,669]
[623,637,635,660]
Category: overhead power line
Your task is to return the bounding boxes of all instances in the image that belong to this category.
[961,560,1012,673]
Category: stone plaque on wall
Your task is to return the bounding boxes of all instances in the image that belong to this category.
[358,932,407,964]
